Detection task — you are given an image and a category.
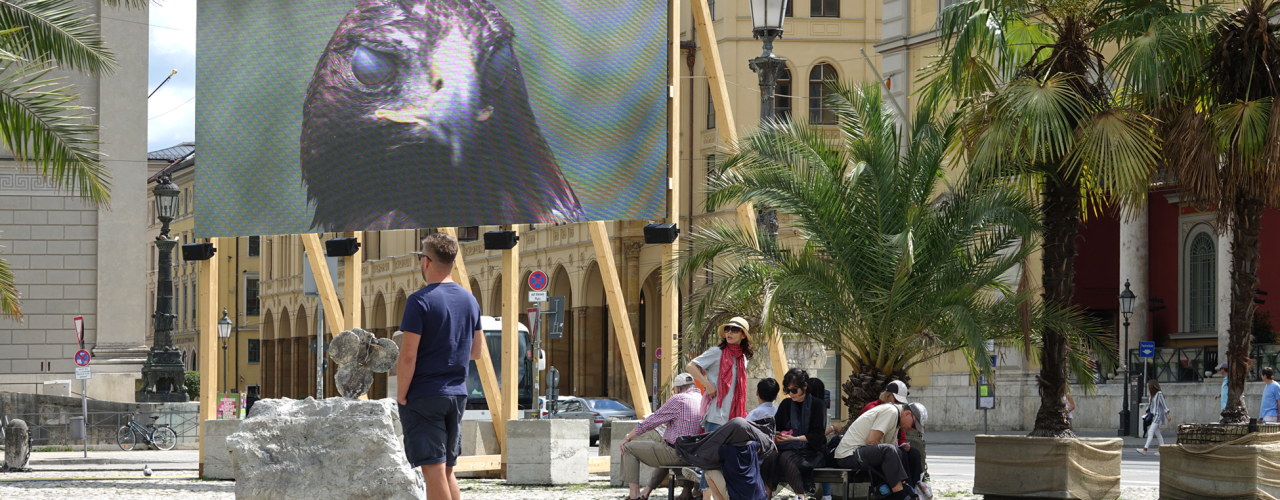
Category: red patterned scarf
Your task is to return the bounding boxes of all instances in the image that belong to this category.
[716,344,747,419]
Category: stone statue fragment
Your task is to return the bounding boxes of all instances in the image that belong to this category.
[328,328,398,399]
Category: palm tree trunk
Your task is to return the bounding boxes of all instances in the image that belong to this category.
[1031,174,1082,437]
[1222,194,1263,424]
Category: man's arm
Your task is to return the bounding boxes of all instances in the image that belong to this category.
[471,330,484,360]
[866,430,885,446]
[396,331,421,405]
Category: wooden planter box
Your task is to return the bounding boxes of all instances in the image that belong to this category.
[1160,442,1280,499]
[973,435,1122,499]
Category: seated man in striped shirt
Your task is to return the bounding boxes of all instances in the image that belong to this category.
[620,372,706,500]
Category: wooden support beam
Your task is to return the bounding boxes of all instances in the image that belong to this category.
[691,0,790,381]
[690,0,736,142]
[588,456,610,473]
[197,237,220,475]
[588,221,653,417]
[454,454,503,472]
[442,227,505,455]
[343,231,362,330]
[301,233,346,337]
[661,0,681,404]
[500,226,522,461]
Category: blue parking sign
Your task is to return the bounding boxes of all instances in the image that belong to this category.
[1139,341,1155,359]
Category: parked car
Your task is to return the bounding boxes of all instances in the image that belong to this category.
[547,397,636,445]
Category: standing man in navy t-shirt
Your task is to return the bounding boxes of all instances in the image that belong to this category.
[396,232,483,500]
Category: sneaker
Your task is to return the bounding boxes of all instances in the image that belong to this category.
[821,496,833,500]
[681,467,701,483]
[1136,448,1147,455]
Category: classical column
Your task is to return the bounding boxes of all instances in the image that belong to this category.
[622,237,644,399]
[1120,203,1150,369]
[571,306,588,395]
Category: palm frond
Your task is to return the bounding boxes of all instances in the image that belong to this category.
[0,0,117,74]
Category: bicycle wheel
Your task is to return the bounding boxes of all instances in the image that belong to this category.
[117,426,136,451]
[152,426,178,451]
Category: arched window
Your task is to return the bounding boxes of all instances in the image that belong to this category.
[707,85,716,129]
[809,64,838,124]
[812,0,839,17]
[776,67,792,122]
[1188,232,1215,332]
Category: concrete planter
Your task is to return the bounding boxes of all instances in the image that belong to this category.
[505,419,589,485]
[1159,443,1280,499]
[202,419,240,479]
[973,435,1121,499]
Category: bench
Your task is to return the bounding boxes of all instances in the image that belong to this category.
[657,465,689,500]
[812,467,875,500]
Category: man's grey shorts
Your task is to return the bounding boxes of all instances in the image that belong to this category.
[398,395,467,467]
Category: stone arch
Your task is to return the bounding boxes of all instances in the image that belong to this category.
[274,306,292,398]
[294,306,311,398]
[469,278,483,315]
[546,264,576,394]
[370,292,390,399]
[392,290,407,332]
[577,261,608,397]
[638,267,665,391]
[490,274,503,318]
[261,309,275,341]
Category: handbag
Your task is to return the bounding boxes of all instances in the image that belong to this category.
[1142,411,1154,428]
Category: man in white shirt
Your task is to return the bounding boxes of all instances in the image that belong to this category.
[746,378,779,422]
[831,403,923,500]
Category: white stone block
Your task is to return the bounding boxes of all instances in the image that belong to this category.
[201,419,240,479]
[609,420,663,487]
[505,419,589,485]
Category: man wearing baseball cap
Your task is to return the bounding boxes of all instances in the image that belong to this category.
[831,401,925,500]
[620,372,705,500]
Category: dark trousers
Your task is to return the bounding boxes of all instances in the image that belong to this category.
[834,444,910,489]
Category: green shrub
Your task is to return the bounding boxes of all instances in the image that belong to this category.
[185,370,200,401]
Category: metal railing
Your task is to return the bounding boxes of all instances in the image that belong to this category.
[1124,344,1280,383]
[2,409,200,447]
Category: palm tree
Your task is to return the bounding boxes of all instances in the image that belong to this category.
[1103,0,1280,423]
[677,82,1113,417]
[926,0,1162,436]
[0,0,146,320]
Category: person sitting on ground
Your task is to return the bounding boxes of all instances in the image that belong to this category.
[620,372,705,500]
[831,401,926,500]
[765,369,828,500]
[747,378,780,422]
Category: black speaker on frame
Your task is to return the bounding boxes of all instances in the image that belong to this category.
[643,223,680,244]
[181,242,217,261]
[483,230,520,250]
[325,237,361,257]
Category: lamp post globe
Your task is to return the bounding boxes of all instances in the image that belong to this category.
[1118,280,1136,436]
[219,309,232,394]
[137,175,190,402]
[748,0,789,123]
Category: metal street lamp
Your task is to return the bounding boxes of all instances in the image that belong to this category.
[1118,279,1136,436]
[748,0,790,122]
[138,176,190,402]
[219,309,233,395]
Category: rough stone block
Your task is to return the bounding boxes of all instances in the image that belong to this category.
[973,435,1121,500]
[30,198,63,210]
[227,397,425,500]
[12,240,46,255]
[13,211,46,225]
[0,197,31,210]
[31,226,62,240]
[30,255,63,269]
[460,420,500,456]
[47,211,80,225]
[3,419,30,471]
[27,285,61,299]
[0,225,32,240]
[505,419,589,485]
[609,420,663,487]
[202,419,240,479]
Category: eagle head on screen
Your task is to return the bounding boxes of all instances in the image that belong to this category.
[300,0,585,231]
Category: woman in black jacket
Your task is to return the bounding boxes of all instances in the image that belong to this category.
[766,368,827,498]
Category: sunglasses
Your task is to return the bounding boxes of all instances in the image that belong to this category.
[784,387,803,394]
[417,252,431,262]
[724,326,743,333]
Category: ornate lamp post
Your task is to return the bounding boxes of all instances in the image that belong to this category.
[138,176,190,402]
[218,309,233,393]
[748,0,790,123]
[1118,280,1136,436]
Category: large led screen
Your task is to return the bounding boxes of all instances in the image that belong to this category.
[195,0,668,236]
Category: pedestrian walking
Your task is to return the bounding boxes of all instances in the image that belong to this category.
[1261,367,1280,423]
[395,233,484,500]
[620,373,705,500]
[1138,380,1170,455]
[1213,362,1228,411]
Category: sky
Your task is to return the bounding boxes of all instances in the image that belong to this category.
[147,0,197,153]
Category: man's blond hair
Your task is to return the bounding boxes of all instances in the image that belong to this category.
[421,232,458,265]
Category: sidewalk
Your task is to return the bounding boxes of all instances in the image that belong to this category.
[26,450,198,471]
[927,429,1172,447]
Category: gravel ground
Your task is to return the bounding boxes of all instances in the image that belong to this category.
[0,473,1159,500]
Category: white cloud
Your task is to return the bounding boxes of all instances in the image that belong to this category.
[147,0,197,151]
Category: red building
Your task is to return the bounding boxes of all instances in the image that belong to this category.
[1072,184,1280,374]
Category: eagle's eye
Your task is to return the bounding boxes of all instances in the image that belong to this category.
[351,46,397,86]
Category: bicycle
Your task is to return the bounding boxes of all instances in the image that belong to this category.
[116,412,177,451]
